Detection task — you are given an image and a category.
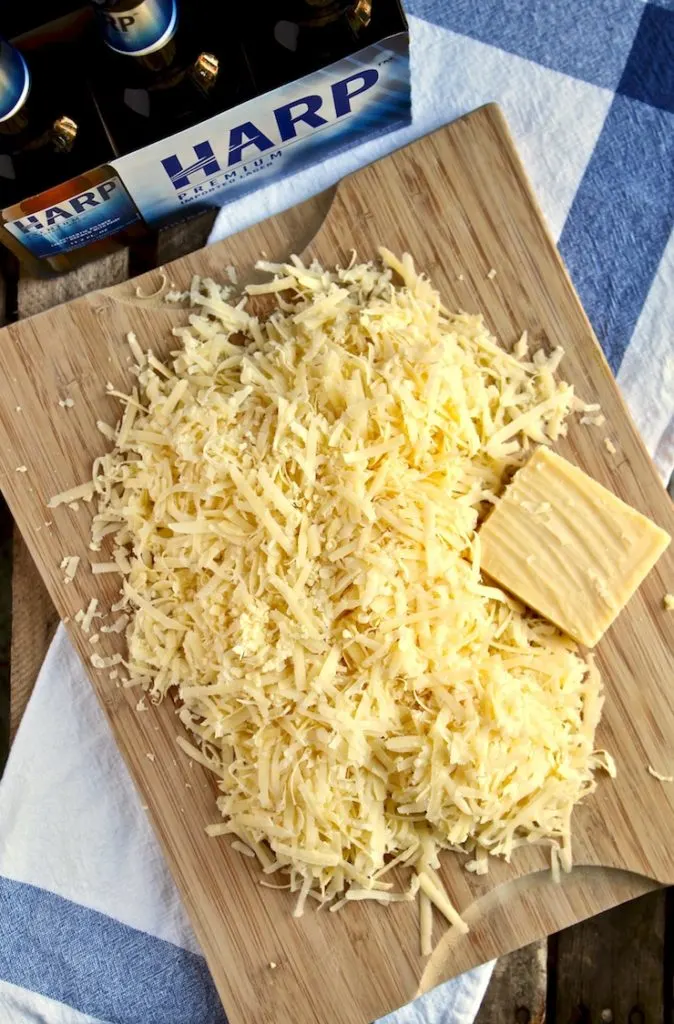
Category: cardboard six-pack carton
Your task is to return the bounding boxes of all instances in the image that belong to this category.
[0,3,410,274]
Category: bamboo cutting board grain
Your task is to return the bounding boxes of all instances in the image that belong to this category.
[0,104,672,1023]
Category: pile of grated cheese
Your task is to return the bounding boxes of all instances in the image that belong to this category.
[79,249,611,951]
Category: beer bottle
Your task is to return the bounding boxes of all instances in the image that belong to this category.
[88,0,253,152]
[0,37,85,203]
[0,38,31,141]
[0,37,143,273]
[251,0,373,92]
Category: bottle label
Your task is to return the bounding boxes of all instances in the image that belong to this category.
[96,0,178,57]
[0,40,30,122]
[3,173,140,258]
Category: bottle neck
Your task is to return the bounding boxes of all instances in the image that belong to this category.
[188,52,219,98]
[298,0,351,27]
[50,115,78,153]
[296,0,372,32]
[348,0,372,31]
[0,39,31,135]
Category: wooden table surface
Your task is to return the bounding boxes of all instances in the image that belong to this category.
[0,218,670,1024]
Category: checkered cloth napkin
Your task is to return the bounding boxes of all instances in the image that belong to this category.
[1,3,672,1021]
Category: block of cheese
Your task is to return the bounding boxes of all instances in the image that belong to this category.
[479,447,671,646]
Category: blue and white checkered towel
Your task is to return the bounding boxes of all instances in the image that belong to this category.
[2,3,673,1021]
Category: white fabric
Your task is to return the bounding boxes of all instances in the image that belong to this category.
[0,627,199,955]
[0,980,106,1024]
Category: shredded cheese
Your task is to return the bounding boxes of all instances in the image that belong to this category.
[48,481,95,508]
[77,597,100,634]
[91,561,120,575]
[647,765,673,783]
[60,555,80,585]
[75,250,609,948]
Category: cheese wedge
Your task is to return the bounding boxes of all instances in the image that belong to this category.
[480,447,671,646]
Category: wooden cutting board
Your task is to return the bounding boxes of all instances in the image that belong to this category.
[0,104,672,1024]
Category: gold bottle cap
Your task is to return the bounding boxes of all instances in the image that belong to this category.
[190,52,219,95]
[51,115,78,153]
[348,0,372,30]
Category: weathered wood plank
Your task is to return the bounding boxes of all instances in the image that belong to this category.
[15,250,130,319]
[0,258,10,769]
[476,943,546,1024]
[554,891,665,1024]
[10,250,130,739]
[9,531,59,741]
[156,210,218,266]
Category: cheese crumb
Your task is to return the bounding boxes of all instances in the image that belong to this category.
[580,413,606,427]
[15,466,27,473]
[60,555,80,584]
[91,652,123,669]
[59,398,75,409]
[648,765,674,783]
[664,594,674,611]
[604,438,617,455]
[487,268,497,280]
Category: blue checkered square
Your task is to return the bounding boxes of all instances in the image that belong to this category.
[618,4,674,112]
[559,94,674,370]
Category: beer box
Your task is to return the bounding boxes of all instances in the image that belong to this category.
[0,2,410,274]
